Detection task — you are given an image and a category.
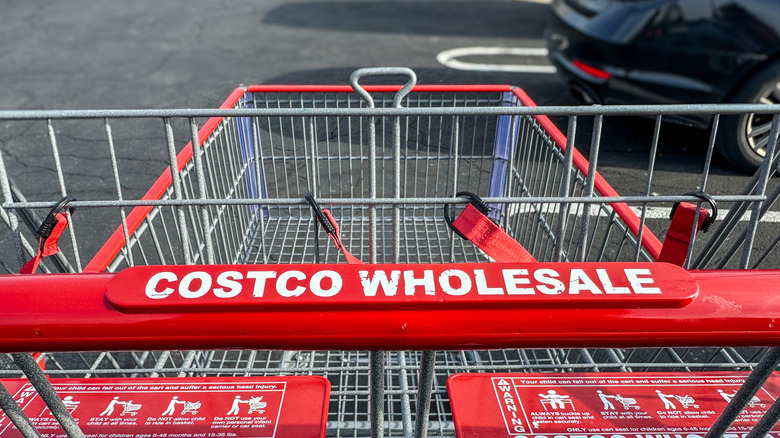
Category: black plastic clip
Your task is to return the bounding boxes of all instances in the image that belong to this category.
[305,193,340,247]
[670,191,718,233]
[444,191,490,240]
[38,195,76,239]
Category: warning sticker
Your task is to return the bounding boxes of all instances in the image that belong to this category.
[0,377,329,438]
[447,372,780,437]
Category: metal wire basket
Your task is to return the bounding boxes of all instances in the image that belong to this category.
[2,68,780,438]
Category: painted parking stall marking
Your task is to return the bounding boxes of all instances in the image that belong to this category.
[107,263,698,313]
[436,47,557,73]
[0,377,329,438]
[448,372,780,437]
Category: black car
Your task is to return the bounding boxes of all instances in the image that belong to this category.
[545,0,780,173]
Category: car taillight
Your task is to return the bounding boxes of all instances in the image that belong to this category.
[572,60,613,80]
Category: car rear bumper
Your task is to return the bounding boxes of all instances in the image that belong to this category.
[544,0,760,128]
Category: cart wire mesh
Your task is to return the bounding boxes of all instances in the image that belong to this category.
[1,68,780,437]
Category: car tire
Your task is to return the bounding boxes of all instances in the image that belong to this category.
[717,59,780,174]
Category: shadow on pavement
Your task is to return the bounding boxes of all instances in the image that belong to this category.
[263,67,740,177]
[262,0,547,39]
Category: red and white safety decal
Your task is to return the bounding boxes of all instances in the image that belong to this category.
[0,377,329,438]
[447,372,780,438]
[106,263,698,313]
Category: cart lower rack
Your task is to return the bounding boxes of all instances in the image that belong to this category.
[2,68,780,437]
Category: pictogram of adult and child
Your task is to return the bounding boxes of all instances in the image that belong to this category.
[227,395,267,415]
[97,393,268,417]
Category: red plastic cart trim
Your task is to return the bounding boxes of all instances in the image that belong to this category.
[0,377,330,438]
[512,88,664,260]
[447,372,780,437]
[104,262,696,313]
[246,84,514,93]
[659,202,710,266]
[1,267,780,352]
[84,87,247,273]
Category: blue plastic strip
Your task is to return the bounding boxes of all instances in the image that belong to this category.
[236,94,268,219]
[487,92,521,223]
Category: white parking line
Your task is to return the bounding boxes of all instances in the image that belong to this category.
[436,46,557,74]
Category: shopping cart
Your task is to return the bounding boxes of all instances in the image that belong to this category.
[1,67,780,438]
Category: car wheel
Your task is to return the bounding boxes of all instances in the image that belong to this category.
[717,60,780,174]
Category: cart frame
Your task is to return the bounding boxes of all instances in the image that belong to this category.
[2,68,780,438]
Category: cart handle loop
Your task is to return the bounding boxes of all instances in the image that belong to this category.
[671,191,718,232]
[349,67,417,108]
[444,191,490,240]
[38,195,76,239]
[305,193,338,244]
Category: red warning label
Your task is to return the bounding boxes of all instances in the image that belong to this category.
[448,372,780,437]
[0,377,329,438]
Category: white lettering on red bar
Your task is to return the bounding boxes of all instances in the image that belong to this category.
[440,269,472,296]
[625,269,661,294]
[276,270,306,297]
[404,270,435,296]
[246,271,276,297]
[534,269,564,295]
[214,271,242,298]
[310,270,342,298]
[143,268,664,300]
[359,270,400,297]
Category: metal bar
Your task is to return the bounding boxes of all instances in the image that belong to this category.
[700,114,718,192]
[396,352,414,436]
[391,113,402,264]
[576,115,603,262]
[46,120,67,197]
[250,114,269,264]
[746,393,780,438]
[3,193,766,210]
[751,182,780,268]
[367,114,378,264]
[5,103,780,120]
[12,353,85,438]
[683,115,719,269]
[0,378,41,438]
[0,360,767,378]
[448,115,461,249]
[693,136,780,268]
[741,114,780,268]
[635,115,661,262]
[104,118,135,268]
[554,116,576,262]
[705,347,780,438]
[370,351,385,438]
[190,118,215,265]
[305,117,322,264]
[414,350,436,438]
[149,351,171,378]
[0,150,25,270]
[46,120,82,272]
[163,118,193,265]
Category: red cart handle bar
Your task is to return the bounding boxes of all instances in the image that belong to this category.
[1,263,779,353]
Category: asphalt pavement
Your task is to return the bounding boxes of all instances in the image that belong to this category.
[0,0,748,182]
